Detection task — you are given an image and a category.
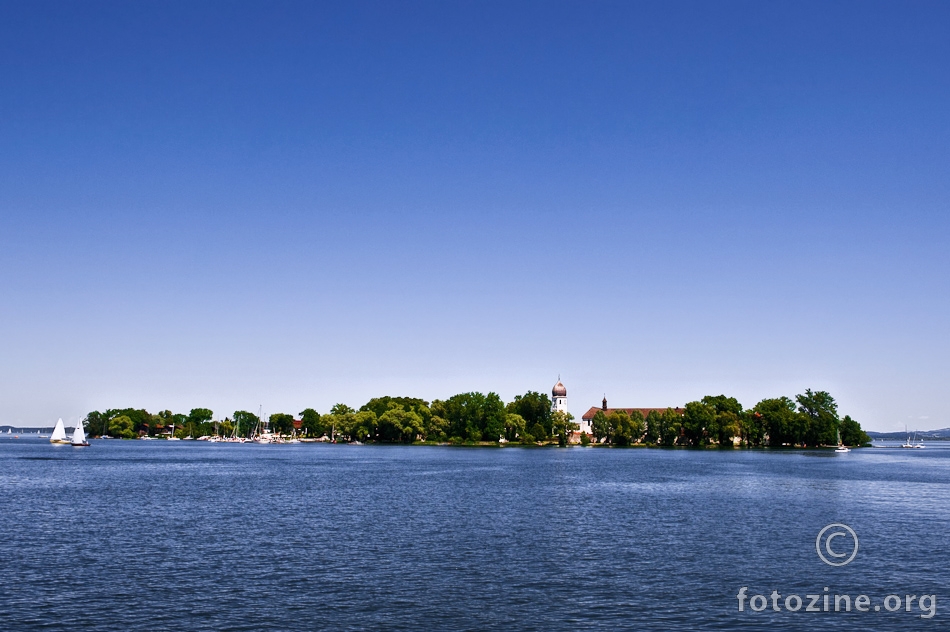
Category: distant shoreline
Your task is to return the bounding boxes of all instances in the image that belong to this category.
[8,435,949,448]
[5,428,949,444]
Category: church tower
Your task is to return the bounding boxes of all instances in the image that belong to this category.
[551,377,568,414]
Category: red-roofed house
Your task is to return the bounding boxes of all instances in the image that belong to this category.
[580,396,684,434]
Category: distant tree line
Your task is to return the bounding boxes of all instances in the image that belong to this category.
[82,391,569,444]
[83,387,870,447]
[589,389,869,447]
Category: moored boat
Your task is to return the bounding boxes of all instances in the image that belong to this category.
[835,429,850,453]
[50,418,70,444]
[71,419,90,447]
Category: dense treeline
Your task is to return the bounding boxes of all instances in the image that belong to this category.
[83,387,870,447]
[589,389,869,447]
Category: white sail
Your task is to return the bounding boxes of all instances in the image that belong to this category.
[71,419,86,445]
[50,418,68,443]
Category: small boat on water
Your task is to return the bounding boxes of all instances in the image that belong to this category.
[50,418,70,444]
[71,419,90,447]
[834,429,850,453]
[253,429,275,444]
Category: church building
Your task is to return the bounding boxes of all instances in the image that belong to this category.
[551,378,594,435]
[549,379,682,438]
[581,396,684,430]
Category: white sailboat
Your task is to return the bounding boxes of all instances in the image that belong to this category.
[252,407,274,443]
[834,444,850,453]
[50,418,70,444]
[834,428,850,453]
[902,428,924,448]
[253,427,275,444]
[71,419,90,447]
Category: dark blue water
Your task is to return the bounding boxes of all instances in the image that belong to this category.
[1,438,947,631]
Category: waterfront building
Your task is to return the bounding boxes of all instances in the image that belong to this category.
[581,396,684,435]
[549,380,683,439]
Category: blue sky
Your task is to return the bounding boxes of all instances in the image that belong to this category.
[1,1,947,431]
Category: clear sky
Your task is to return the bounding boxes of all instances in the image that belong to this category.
[1,1,947,431]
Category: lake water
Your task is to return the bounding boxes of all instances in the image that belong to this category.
[1,438,947,631]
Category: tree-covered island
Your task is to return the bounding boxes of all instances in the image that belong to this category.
[83,387,870,448]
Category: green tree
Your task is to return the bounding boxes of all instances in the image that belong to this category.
[172,413,193,436]
[628,409,645,443]
[709,411,739,446]
[551,411,578,447]
[504,413,526,442]
[331,403,355,415]
[157,410,175,424]
[232,410,259,438]
[701,395,742,416]
[839,414,870,446]
[298,408,324,438]
[269,413,295,435]
[796,389,838,446]
[506,391,553,436]
[659,408,682,446]
[424,412,449,441]
[701,395,742,447]
[377,404,424,443]
[188,408,213,428]
[591,410,609,443]
[106,408,151,435]
[607,410,631,445]
[441,392,506,442]
[108,415,135,439]
[84,411,108,437]
[739,410,766,446]
[644,410,663,444]
[682,401,715,446]
[350,410,376,441]
[528,422,546,442]
[322,404,357,441]
[753,397,798,446]
[361,397,432,433]
[320,404,354,441]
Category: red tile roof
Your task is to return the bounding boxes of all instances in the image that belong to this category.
[581,407,684,420]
